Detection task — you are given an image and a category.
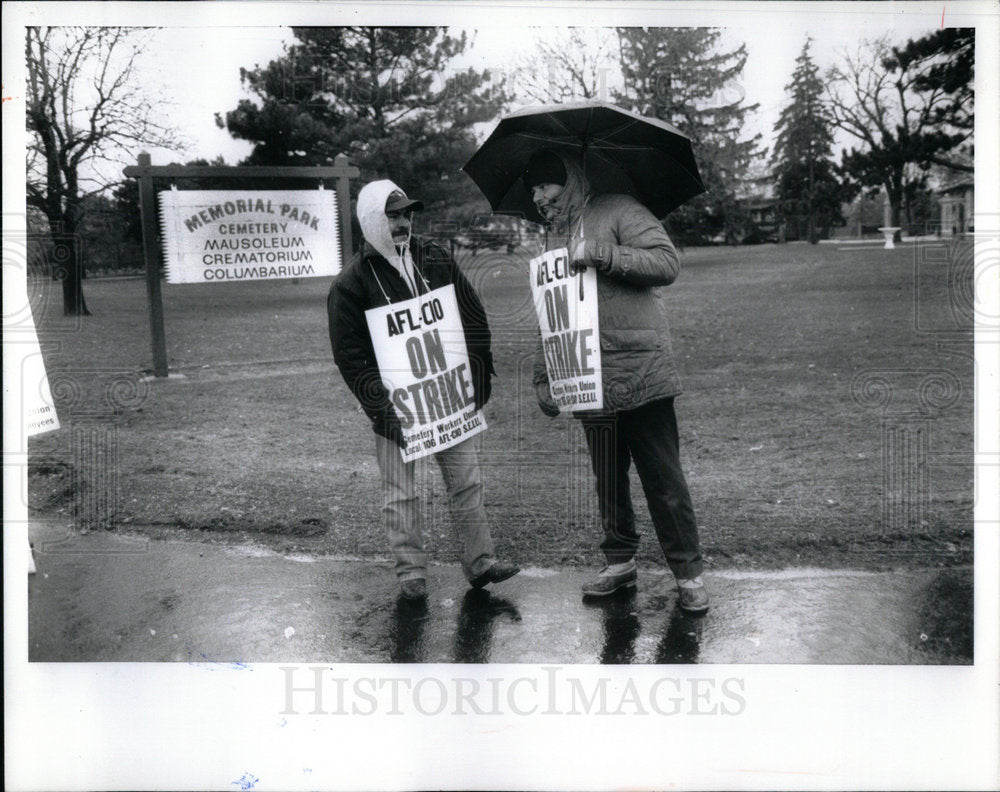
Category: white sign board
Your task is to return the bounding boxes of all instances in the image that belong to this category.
[12,278,60,437]
[24,346,59,436]
[159,190,341,284]
[365,284,487,461]
[529,247,603,412]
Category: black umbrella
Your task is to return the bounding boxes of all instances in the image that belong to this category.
[462,101,705,224]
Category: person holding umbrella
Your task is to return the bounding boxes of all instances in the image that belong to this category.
[519,148,709,612]
[464,102,708,612]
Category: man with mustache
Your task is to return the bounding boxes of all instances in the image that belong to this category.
[328,179,519,602]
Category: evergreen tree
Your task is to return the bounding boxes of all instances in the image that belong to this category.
[615,28,763,244]
[217,27,510,227]
[770,38,845,242]
[884,28,973,171]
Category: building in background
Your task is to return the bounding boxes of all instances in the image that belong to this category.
[937,173,974,236]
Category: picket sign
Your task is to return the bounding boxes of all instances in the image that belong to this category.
[20,283,59,575]
[365,284,487,461]
[529,247,603,413]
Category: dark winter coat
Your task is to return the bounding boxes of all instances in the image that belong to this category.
[328,237,495,440]
[534,190,684,413]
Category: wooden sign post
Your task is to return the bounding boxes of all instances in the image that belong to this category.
[123,153,360,377]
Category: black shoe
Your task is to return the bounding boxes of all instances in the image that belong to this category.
[470,560,520,589]
[399,578,427,601]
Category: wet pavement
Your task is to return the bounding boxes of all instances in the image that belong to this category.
[26,522,972,665]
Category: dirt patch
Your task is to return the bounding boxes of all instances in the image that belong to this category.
[27,459,78,512]
[171,515,329,537]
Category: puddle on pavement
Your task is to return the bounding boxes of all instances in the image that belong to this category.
[27,527,974,665]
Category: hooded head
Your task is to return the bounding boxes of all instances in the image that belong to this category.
[522,149,591,230]
[356,179,424,265]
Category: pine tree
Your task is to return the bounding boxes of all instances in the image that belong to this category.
[217,27,510,220]
[615,28,763,244]
[884,28,974,171]
[770,38,844,243]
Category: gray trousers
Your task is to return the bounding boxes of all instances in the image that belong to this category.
[375,434,496,582]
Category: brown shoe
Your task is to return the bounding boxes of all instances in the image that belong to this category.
[581,562,638,598]
[677,581,709,613]
[399,578,427,601]
[470,560,520,589]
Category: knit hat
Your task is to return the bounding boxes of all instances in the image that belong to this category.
[523,150,567,189]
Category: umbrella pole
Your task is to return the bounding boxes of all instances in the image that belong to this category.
[578,109,594,302]
[580,108,593,192]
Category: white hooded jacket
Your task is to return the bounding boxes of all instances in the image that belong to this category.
[356,179,423,297]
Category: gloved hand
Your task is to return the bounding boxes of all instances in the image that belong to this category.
[535,381,560,417]
[570,238,610,274]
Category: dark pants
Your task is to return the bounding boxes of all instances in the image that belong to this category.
[580,397,703,580]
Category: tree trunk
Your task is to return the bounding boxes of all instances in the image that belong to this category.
[54,219,90,316]
[57,182,90,315]
[807,156,818,244]
[887,178,904,243]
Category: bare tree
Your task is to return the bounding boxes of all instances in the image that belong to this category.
[25,26,178,315]
[512,29,618,104]
[825,35,972,235]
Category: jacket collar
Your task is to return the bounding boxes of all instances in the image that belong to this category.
[361,236,423,265]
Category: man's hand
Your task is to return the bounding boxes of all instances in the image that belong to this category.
[570,238,610,274]
[570,238,592,273]
[384,413,408,449]
[535,381,560,417]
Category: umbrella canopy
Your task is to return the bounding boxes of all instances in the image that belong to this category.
[462,101,706,224]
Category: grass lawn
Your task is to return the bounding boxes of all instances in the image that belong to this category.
[27,237,975,570]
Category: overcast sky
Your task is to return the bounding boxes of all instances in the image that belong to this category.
[4,1,989,193]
